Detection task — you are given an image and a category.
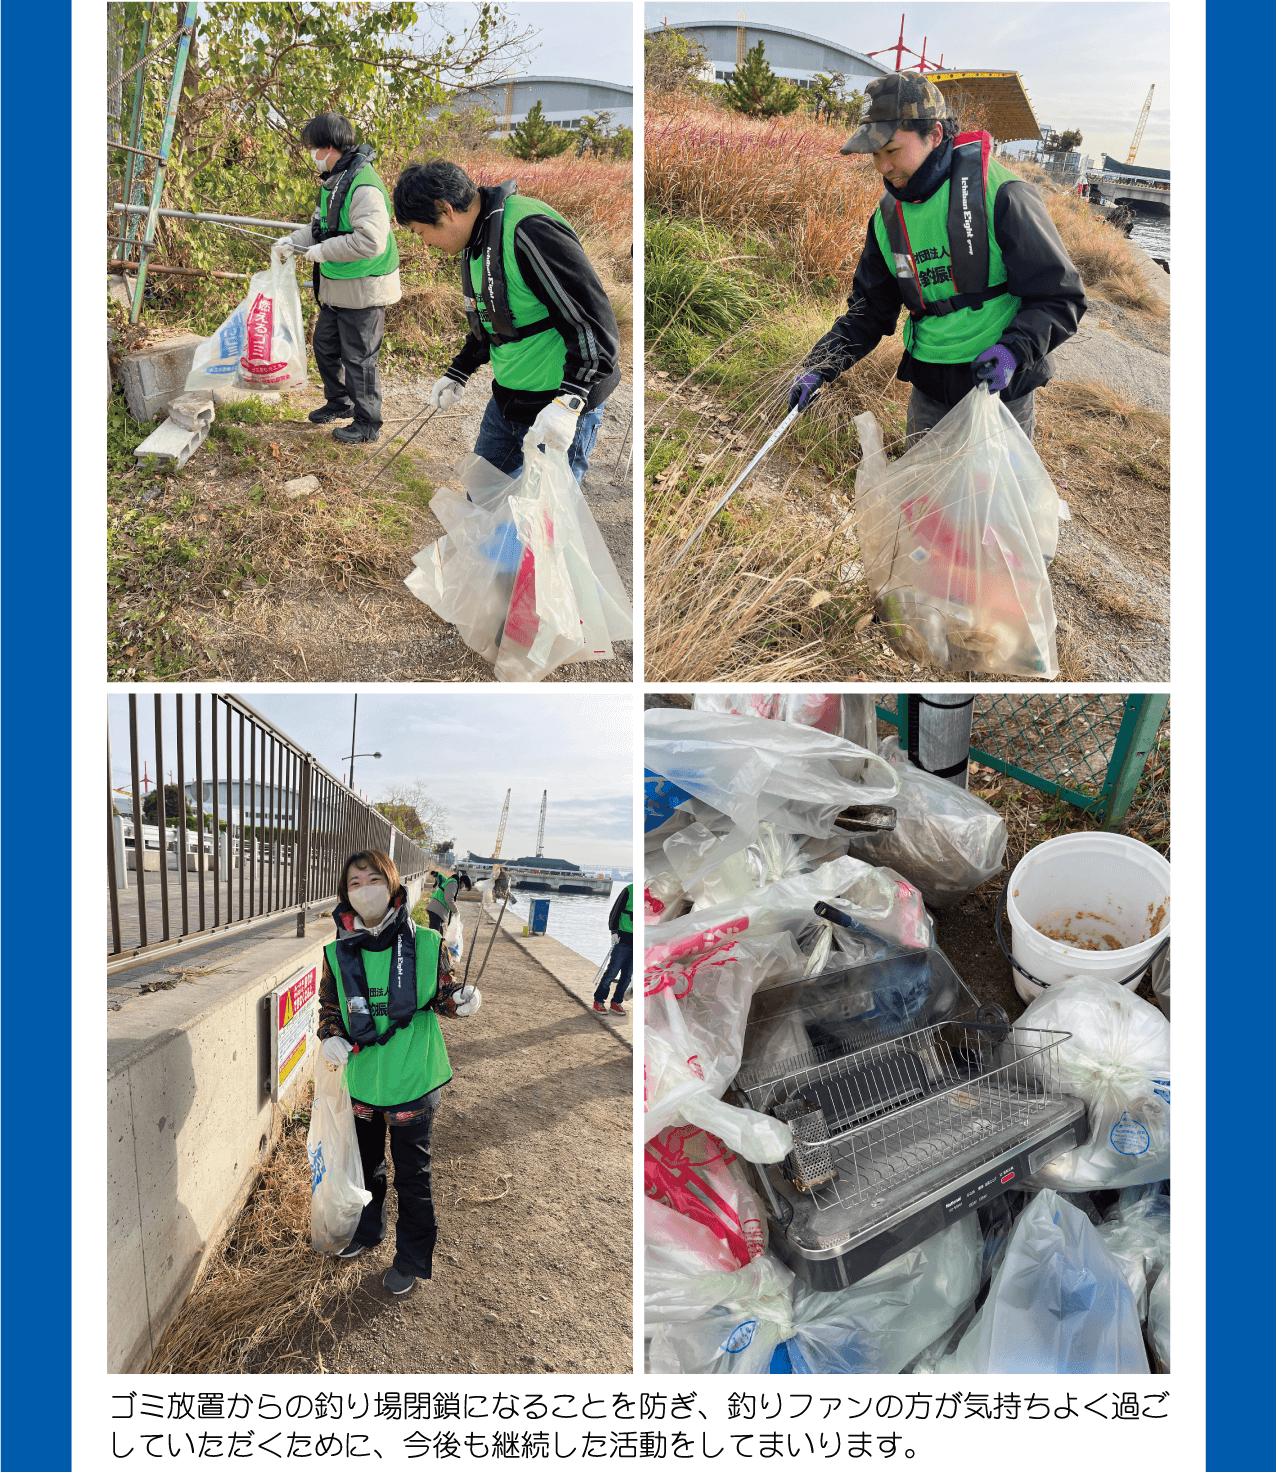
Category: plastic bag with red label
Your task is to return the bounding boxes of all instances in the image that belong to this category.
[187,255,308,395]
[645,1127,767,1269]
[692,691,847,735]
[853,386,1064,679]
[405,438,632,682]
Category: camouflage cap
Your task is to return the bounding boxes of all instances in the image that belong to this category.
[840,72,951,154]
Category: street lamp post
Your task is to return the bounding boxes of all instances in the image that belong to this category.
[346,695,382,790]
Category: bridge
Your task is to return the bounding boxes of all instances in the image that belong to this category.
[1090,174,1171,209]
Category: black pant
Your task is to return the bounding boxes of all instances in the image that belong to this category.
[349,1096,438,1278]
[312,303,385,429]
[594,937,633,1004]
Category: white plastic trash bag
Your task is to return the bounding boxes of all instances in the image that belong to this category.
[1095,1187,1170,1323]
[1146,1260,1170,1371]
[693,691,848,736]
[186,254,307,394]
[1018,976,1170,1191]
[405,439,633,682]
[444,911,464,965]
[929,1191,1149,1373]
[853,386,1064,678]
[785,1216,982,1373]
[307,1059,373,1255]
[842,737,1007,907]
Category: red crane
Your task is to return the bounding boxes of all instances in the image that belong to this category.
[868,13,945,73]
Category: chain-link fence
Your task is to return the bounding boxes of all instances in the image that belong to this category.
[877,694,1170,852]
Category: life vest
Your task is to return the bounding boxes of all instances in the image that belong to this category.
[460,183,573,393]
[873,132,1021,363]
[312,147,399,288]
[327,922,451,1107]
[619,886,633,935]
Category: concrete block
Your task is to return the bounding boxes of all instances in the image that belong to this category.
[134,417,210,470]
[108,275,135,311]
[128,849,162,872]
[167,393,216,432]
[283,474,321,498]
[210,383,282,408]
[118,333,205,422]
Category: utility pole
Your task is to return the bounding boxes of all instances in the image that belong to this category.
[348,695,359,789]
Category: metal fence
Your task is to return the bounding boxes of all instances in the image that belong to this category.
[876,694,1170,847]
[107,693,430,968]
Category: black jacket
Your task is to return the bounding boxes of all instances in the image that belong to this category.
[448,186,621,425]
[608,883,634,942]
[805,139,1086,405]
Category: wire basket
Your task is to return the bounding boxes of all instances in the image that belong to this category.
[737,1016,1072,1214]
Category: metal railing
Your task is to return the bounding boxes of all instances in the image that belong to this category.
[107,693,430,969]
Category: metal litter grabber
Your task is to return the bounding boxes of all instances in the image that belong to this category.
[668,394,816,569]
[463,893,510,991]
[358,406,440,493]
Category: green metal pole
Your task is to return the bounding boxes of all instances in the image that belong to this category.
[130,2,199,324]
[114,3,153,266]
[1100,694,1170,828]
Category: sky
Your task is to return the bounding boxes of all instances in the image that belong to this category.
[433,1,634,87]
[644,2,1171,167]
[107,691,634,869]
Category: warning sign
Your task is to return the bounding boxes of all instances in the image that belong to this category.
[269,962,318,1101]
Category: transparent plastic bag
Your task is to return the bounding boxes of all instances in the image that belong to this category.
[187,255,307,394]
[842,737,1007,906]
[927,1191,1149,1373]
[405,439,632,682]
[307,1060,373,1255]
[444,911,464,965]
[693,691,847,735]
[1146,1260,1170,1371]
[1095,1186,1170,1322]
[1018,977,1170,1190]
[644,709,900,883]
[853,386,1063,678]
[785,1216,982,1374]
[645,1127,768,1269]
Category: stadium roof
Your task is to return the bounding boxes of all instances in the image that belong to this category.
[928,70,1040,141]
[646,19,889,76]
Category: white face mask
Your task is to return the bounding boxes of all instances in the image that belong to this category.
[348,882,390,921]
[311,149,329,170]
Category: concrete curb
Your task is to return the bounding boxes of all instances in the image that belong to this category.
[496,918,632,1053]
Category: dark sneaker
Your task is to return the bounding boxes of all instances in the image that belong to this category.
[333,422,380,445]
[336,1240,367,1260]
[609,1002,627,1016]
[309,402,355,425]
[383,1266,416,1296]
[592,1001,607,1013]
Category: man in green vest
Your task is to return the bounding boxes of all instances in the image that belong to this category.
[424,865,460,933]
[592,883,633,1016]
[275,112,402,445]
[391,160,620,485]
[787,73,1086,446]
[316,850,481,1297]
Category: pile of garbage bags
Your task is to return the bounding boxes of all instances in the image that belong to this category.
[853,385,1067,679]
[643,699,1170,1376]
[405,442,632,682]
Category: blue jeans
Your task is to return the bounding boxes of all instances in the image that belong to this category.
[594,937,633,1004]
[473,395,605,485]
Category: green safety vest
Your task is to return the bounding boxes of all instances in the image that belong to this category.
[619,887,633,935]
[326,925,451,1107]
[463,187,571,393]
[870,133,1021,364]
[318,163,400,281]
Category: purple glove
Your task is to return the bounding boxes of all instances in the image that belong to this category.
[973,344,1016,394]
[788,370,823,412]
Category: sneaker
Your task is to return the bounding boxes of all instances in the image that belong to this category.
[309,402,355,425]
[609,1002,627,1016]
[333,422,380,445]
[592,1001,607,1013]
[336,1240,367,1260]
[383,1266,416,1296]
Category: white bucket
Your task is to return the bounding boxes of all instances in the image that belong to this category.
[1004,832,1170,1003]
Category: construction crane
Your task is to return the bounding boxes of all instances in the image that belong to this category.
[491,788,511,861]
[535,790,548,858]
[1127,84,1154,164]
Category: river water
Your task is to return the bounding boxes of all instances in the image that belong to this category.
[1129,213,1171,265]
[463,881,627,966]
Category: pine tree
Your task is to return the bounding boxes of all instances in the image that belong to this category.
[722,41,799,118]
[507,101,574,161]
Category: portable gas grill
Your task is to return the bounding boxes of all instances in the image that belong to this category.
[731,947,1088,1292]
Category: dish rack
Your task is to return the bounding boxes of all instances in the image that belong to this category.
[732,1007,1088,1291]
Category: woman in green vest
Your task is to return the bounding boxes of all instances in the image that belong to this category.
[274,112,402,446]
[316,849,481,1297]
[592,883,633,1016]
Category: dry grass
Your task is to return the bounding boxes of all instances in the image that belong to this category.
[145,1090,366,1373]
[466,151,633,236]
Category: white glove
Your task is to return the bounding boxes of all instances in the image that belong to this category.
[322,1035,353,1068]
[531,396,582,453]
[429,376,467,411]
[273,236,296,262]
[453,986,482,1018]
[304,243,325,263]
